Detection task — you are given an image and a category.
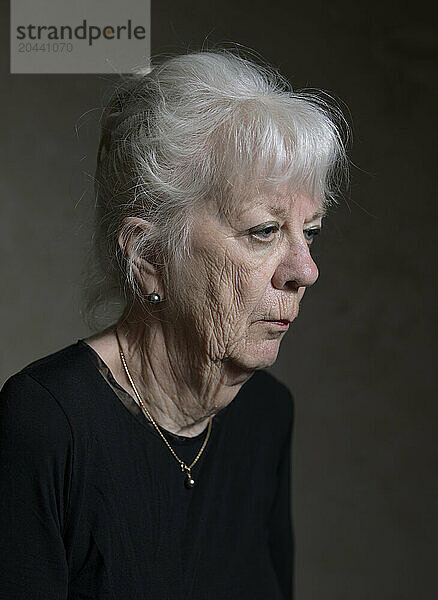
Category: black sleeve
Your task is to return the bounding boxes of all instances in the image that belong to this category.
[0,372,72,599]
[267,390,294,600]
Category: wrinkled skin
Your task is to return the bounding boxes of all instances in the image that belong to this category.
[85,192,324,437]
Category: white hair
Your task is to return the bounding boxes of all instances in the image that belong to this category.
[81,49,349,330]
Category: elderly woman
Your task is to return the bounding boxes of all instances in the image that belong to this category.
[0,50,347,599]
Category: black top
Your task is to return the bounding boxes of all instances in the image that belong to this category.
[0,339,294,599]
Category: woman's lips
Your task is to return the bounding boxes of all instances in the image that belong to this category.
[260,319,290,329]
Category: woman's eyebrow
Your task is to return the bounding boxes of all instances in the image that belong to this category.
[246,203,327,222]
[267,205,288,220]
[267,206,327,221]
[307,208,327,221]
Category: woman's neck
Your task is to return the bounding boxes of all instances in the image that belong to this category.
[84,315,251,437]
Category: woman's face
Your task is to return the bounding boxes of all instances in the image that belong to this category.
[167,190,324,373]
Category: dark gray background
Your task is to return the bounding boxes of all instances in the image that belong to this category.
[1,1,437,598]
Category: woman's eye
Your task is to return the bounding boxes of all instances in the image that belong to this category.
[250,224,280,242]
[304,227,321,244]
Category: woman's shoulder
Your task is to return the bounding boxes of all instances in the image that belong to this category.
[3,340,90,392]
[0,345,83,459]
[0,340,103,432]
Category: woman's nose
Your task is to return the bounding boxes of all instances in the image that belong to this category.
[271,243,319,291]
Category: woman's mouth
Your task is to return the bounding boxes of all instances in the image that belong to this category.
[261,319,290,329]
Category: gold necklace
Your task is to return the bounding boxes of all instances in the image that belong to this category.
[115,329,213,489]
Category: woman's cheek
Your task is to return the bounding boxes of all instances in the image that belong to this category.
[225,260,251,310]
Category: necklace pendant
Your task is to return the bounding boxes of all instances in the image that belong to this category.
[182,464,195,489]
[184,473,195,489]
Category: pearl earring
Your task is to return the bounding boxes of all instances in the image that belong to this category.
[147,291,161,304]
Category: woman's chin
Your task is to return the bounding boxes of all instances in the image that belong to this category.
[230,338,283,372]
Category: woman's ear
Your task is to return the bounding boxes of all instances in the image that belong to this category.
[118,216,164,296]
